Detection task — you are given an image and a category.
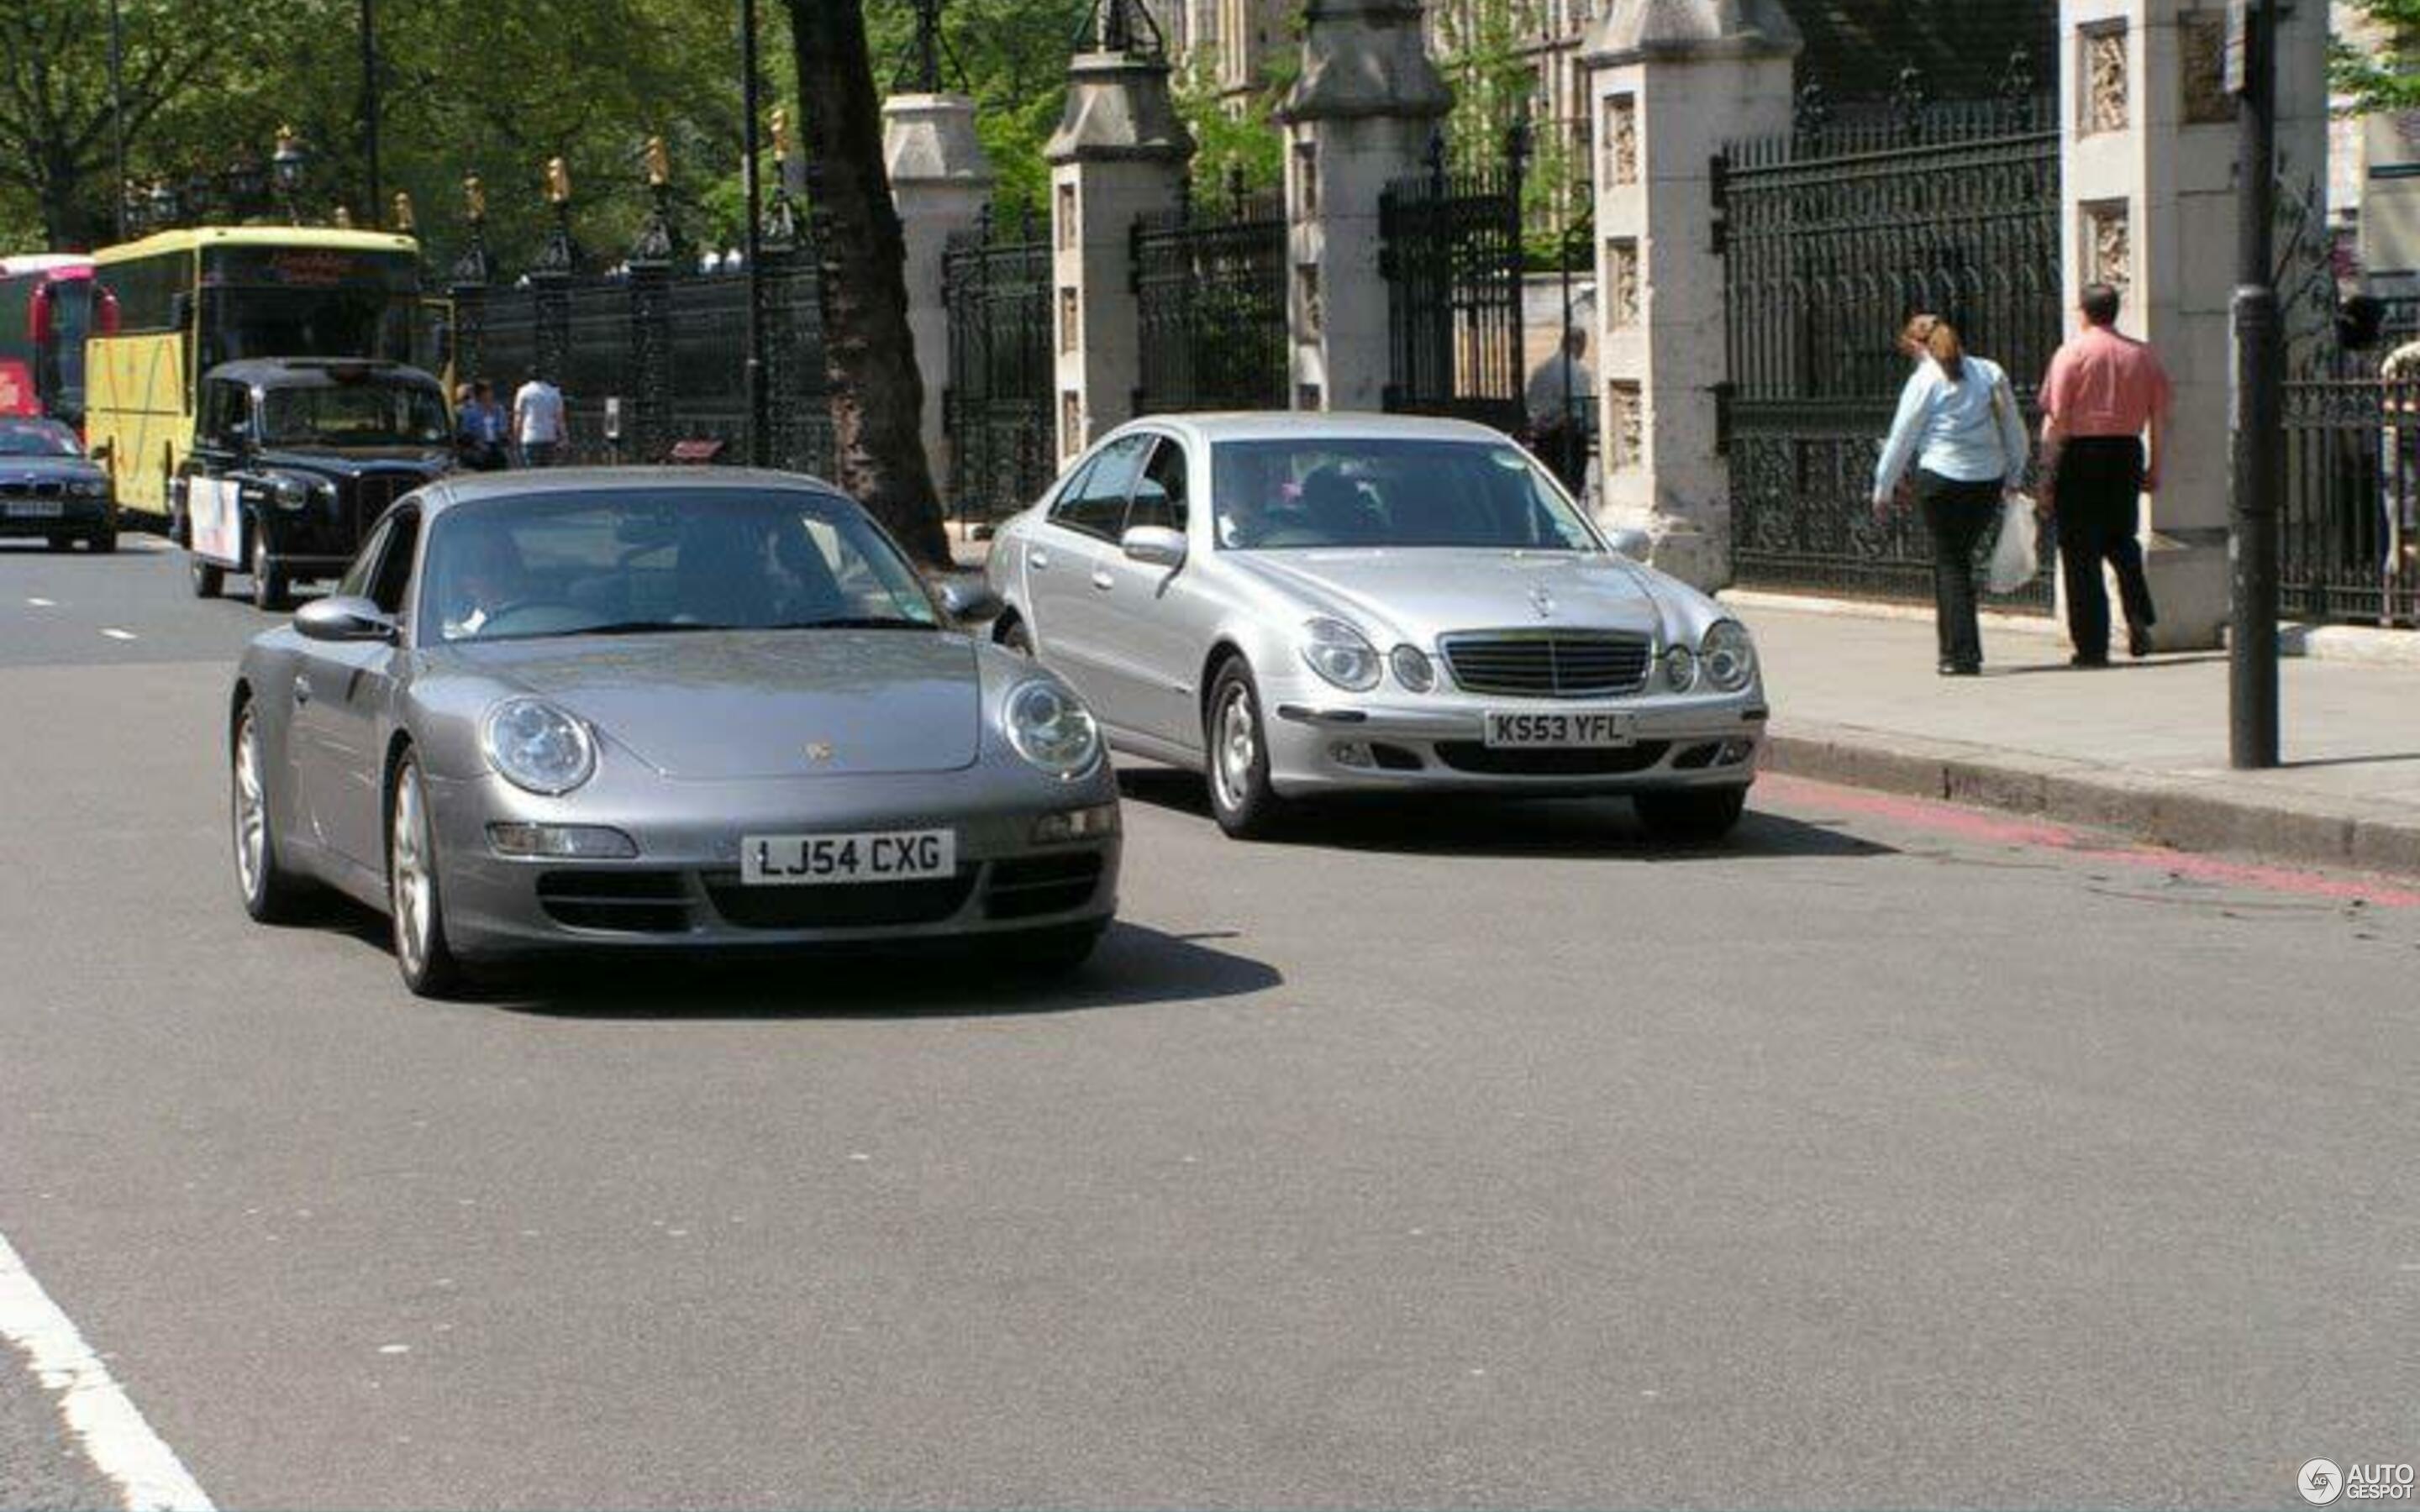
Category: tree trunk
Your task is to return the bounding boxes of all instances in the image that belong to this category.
[782,0,951,568]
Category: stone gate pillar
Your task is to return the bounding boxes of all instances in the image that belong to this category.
[1275,0,1450,413]
[1583,0,1799,590]
[885,93,994,488]
[1045,18,1192,463]
[2059,0,2329,648]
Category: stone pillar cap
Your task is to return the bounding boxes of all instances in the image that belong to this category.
[1277,0,1452,124]
[883,92,996,185]
[1044,51,1195,165]
[1582,0,1802,68]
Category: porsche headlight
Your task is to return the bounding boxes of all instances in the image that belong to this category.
[480,698,597,795]
[1004,679,1102,778]
[1700,620,1758,693]
[1301,618,1381,692]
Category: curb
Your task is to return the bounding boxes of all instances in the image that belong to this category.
[1763,720,2420,881]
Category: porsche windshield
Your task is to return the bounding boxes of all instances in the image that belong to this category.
[1210,438,1601,552]
[260,381,450,447]
[422,491,942,643]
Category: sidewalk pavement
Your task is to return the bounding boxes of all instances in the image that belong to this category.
[1734,601,2420,879]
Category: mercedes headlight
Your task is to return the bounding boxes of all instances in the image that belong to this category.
[1664,644,1698,693]
[1302,618,1381,692]
[480,698,597,795]
[1700,620,1758,693]
[1004,679,1102,778]
[1389,644,1435,693]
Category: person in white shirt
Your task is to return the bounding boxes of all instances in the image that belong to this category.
[512,367,566,468]
[1523,327,1595,496]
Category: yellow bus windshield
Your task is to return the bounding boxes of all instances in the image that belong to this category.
[197,244,419,371]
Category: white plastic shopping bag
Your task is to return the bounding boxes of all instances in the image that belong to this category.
[1985,494,2039,595]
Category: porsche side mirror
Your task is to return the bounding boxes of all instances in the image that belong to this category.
[1121,525,1188,570]
[935,575,1002,624]
[295,595,397,643]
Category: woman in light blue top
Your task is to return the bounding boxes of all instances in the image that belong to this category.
[1870,313,2031,675]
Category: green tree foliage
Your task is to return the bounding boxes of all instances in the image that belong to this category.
[2336,0,2420,112]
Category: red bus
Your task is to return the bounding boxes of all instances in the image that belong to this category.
[0,255,101,429]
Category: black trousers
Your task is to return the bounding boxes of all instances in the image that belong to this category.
[2054,435,2156,659]
[1916,470,2001,669]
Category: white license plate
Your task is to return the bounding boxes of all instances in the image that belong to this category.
[741,828,956,885]
[1484,710,1637,748]
[4,501,62,519]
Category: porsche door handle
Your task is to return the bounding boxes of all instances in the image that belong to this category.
[292,675,312,707]
[1091,568,1115,591]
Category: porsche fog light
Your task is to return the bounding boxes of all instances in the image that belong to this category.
[1301,618,1381,692]
[481,698,597,795]
[487,822,637,858]
[1700,620,1758,693]
[1005,679,1102,777]
[1664,645,1698,693]
[1388,644,1435,693]
[1031,802,1120,843]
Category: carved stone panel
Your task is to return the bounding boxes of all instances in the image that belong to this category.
[2084,25,2128,135]
[2181,11,2231,126]
[2084,200,2132,296]
[1297,263,1323,340]
[1605,381,1643,471]
[1059,286,1078,354]
[1602,94,1638,189]
[1607,238,1639,328]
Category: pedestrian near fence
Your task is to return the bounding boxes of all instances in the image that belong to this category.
[1872,313,2032,676]
[2039,282,2170,666]
[513,367,566,469]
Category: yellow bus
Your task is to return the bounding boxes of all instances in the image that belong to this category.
[84,225,434,523]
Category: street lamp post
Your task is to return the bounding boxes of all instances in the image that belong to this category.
[741,0,771,468]
[361,0,382,218]
[2228,0,2281,769]
[272,129,308,224]
[108,0,128,242]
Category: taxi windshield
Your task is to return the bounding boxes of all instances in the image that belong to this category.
[260,381,450,448]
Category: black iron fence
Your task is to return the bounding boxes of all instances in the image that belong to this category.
[1132,180,1288,416]
[941,209,1055,525]
[1718,97,2062,609]
[2282,376,2420,626]
[1380,152,1526,434]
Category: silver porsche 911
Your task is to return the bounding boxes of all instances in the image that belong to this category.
[229,470,1120,996]
[986,414,1768,840]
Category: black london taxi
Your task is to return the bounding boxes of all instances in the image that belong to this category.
[176,357,452,610]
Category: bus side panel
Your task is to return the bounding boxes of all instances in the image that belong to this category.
[83,330,191,522]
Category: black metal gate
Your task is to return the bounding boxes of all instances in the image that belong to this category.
[1718,96,2062,607]
[941,208,1055,524]
[1379,145,1525,433]
[1133,176,1288,415]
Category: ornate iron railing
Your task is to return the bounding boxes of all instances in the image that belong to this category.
[1132,180,1288,416]
[1719,97,2062,608]
[2281,377,2420,627]
[941,208,1055,524]
[1379,154,1526,435]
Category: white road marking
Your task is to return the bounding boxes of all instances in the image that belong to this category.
[0,1227,214,1512]
[26,596,55,607]
[100,628,138,642]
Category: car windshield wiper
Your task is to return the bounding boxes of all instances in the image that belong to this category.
[770,615,940,631]
[576,619,731,636]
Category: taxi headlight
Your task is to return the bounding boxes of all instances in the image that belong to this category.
[480,698,597,795]
[1302,618,1381,692]
[1700,620,1758,693]
[1005,679,1101,778]
[270,476,312,511]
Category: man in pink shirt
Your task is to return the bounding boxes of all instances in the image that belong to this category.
[2040,282,2173,665]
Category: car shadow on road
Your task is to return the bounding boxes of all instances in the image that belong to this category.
[470,919,1283,1021]
[1113,767,1896,861]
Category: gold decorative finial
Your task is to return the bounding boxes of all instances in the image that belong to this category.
[332,204,353,228]
[644,135,670,187]
[462,174,486,222]
[771,108,792,166]
[545,156,571,205]
[276,123,299,153]
[392,191,415,233]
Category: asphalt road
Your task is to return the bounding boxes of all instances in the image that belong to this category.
[1,535,2415,1509]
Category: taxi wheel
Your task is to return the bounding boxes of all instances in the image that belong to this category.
[1634,786,1749,845]
[387,752,466,999]
[1205,659,1287,840]
[189,554,224,599]
[250,533,289,612]
[231,701,311,923]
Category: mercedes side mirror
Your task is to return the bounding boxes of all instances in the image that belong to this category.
[1121,525,1188,570]
[294,595,397,643]
[1604,527,1651,559]
[934,575,1002,624]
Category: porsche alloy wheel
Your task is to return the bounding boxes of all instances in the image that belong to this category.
[231,703,308,921]
[387,754,464,997]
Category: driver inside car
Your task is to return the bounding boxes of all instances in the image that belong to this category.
[434,524,532,640]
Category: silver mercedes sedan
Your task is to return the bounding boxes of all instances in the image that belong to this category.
[229,470,1120,996]
[986,414,1768,840]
